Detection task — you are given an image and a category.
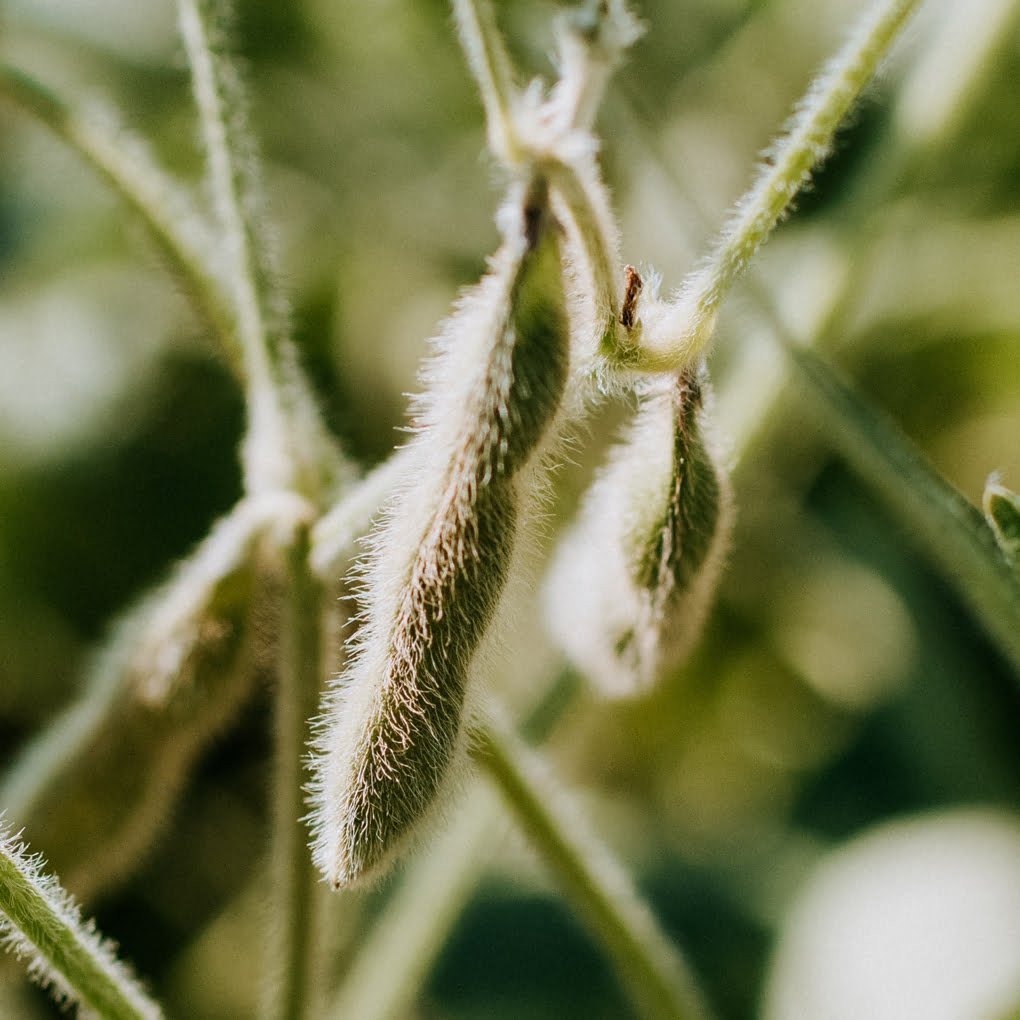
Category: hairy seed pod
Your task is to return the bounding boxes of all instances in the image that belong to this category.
[546,365,733,696]
[0,498,283,901]
[310,179,569,888]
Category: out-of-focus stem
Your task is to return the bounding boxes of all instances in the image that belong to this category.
[473,717,714,1020]
[262,524,325,1020]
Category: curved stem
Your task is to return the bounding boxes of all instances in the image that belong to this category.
[0,828,162,1019]
[633,0,924,372]
[473,717,714,1020]
[544,159,622,348]
[451,0,634,356]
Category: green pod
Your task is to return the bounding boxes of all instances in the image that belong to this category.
[310,179,569,888]
[0,500,270,901]
[546,365,733,696]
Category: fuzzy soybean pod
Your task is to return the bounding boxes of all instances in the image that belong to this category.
[310,179,569,889]
[0,499,276,902]
[546,365,733,696]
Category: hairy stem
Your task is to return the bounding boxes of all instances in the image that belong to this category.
[0,64,241,376]
[633,0,924,371]
[177,0,339,499]
[545,158,622,348]
[0,830,162,1019]
[473,718,713,1020]
[262,524,325,1020]
[451,0,633,355]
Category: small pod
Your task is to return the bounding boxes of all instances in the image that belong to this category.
[310,178,569,889]
[0,499,271,901]
[546,364,733,696]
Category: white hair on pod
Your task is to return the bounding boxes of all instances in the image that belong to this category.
[545,357,733,696]
[309,177,570,889]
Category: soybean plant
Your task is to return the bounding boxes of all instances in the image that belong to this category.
[2,1,1018,1019]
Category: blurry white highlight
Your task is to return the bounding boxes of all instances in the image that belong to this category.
[764,809,1020,1020]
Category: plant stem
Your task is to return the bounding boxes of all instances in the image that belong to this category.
[177,0,337,500]
[544,158,622,348]
[0,64,241,377]
[0,831,162,1019]
[450,0,521,163]
[632,0,924,372]
[262,523,325,1020]
[451,0,633,355]
[473,717,714,1020]
[783,343,1020,678]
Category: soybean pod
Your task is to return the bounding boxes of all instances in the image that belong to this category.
[310,177,569,888]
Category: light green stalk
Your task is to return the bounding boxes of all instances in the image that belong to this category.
[633,0,924,372]
[452,0,636,355]
[177,0,340,501]
[473,717,713,1020]
[450,0,521,163]
[0,827,163,1019]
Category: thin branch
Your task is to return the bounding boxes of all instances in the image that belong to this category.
[473,717,714,1020]
[634,0,925,372]
[0,825,163,1019]
[451,0,637,355]
[0,64,241,377]
[544,158,623,349]
[177,0,279,384]
[549,0,643,135]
